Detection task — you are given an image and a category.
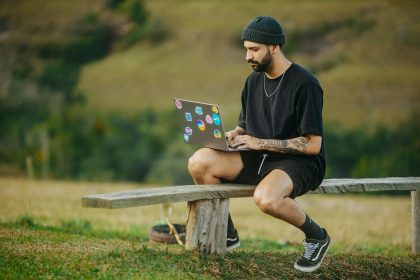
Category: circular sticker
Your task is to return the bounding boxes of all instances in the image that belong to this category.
[212,106,219,113]
[183,133,189,142]
[185,127,192,135]
[212,113,221,126]
[205,115,213,124]
[175,99,182,109]
[197,120,206,131]
[214,130,222,139]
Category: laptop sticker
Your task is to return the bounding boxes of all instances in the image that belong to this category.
[175,99,182,109]
[185,127,192,135]
[183,133,189,142]
[213,130,222,139]
[212,113,221,126]
[197,120,206,131]
[185,112,192,122]
[212,106,219,113]
[205,115,213,124]
[195,106,203,115]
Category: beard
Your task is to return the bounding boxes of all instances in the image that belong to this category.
[248,49,272,72]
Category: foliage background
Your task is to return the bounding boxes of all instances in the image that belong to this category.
[0,0,419,184]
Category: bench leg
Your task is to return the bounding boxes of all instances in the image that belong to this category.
[185,198,229,255]
[412,191,420,255]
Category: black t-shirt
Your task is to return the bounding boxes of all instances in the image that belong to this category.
[237,63,326,175]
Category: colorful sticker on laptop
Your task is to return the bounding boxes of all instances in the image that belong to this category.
[212,113,221,126]
[175,99,182,109]
[195,106,203,115]
[205,115,213,124]
[183,133,189,142]
[213,130,222,139]
[197,120,205,131]
[185,127,193,135]
[212,106,219,113]
[185,112,192,122]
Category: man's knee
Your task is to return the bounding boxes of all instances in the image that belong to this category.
[253,176,293,215]
[254,191,288,214]
[188,148,217,177]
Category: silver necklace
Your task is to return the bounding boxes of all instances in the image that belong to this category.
[263,69,288,98]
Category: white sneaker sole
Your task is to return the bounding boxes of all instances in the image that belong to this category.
[226,241,240,252]
[294,240,331,273]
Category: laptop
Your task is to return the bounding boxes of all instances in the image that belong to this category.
[173,98,243,151]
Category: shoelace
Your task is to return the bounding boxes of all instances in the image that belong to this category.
[303,241,319,260]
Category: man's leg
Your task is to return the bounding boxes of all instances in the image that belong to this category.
[188,148,243,185]
[188,148,243,250]
[253,169,322,235]
[253,169,330,272]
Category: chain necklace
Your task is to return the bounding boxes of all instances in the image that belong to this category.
[263,68,288,98]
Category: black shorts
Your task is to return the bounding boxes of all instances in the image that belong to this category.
[222,150,325,199]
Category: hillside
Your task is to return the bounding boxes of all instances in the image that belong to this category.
[1,0,419,129]
[77,0,420,129]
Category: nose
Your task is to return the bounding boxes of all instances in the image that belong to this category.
[246,50,253,62]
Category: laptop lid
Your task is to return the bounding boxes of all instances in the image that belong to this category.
[173,98,232,151]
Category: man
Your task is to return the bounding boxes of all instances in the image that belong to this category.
[188,15,330,273]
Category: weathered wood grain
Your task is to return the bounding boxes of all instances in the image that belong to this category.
[82,177,420,209]
[185,199,229,254]
[82,184,255,209]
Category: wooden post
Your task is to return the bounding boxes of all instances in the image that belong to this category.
[412,191,420,255]
[185,199,229,255]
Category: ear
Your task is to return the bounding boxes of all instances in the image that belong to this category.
[270,45,281,54]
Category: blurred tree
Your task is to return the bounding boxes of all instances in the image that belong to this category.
[104,0,125,10]
[129,0,148,25]
[0,2,167,178]
[146,140,195,185]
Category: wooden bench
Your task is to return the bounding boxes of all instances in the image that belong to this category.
[82,177,420,255]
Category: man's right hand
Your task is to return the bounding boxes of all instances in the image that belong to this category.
[225,126,245,145]
[225,130,238,145]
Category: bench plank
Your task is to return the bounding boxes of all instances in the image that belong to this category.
[82,185,255,209]
[82,177,420,209]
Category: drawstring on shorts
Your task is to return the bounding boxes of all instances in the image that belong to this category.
[257,153,268,175]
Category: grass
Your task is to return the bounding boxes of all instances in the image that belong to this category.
[0,177,417,278]
[1,222,419,279]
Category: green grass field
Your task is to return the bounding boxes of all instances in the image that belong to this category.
[1,225,419,279]
[0,177,418,278]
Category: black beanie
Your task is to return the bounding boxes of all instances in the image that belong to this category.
[241,16,285,46]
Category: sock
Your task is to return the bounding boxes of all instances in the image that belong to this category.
[298,214,325,240]
[227,214,236,235]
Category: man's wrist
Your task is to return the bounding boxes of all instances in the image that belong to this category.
[235,126,245,135]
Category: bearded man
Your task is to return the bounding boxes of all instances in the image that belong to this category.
[188,15,330,273]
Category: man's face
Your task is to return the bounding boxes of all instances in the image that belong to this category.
[244,41,272,72]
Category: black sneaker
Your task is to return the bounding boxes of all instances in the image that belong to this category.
[294,229,331,273]
[227,230,240,251]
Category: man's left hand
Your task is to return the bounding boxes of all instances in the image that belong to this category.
[229,135,261,150]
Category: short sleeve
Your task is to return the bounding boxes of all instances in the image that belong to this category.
[295,83,323,136]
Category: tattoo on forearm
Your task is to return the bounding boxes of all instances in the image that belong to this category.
[258,137,309,154]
